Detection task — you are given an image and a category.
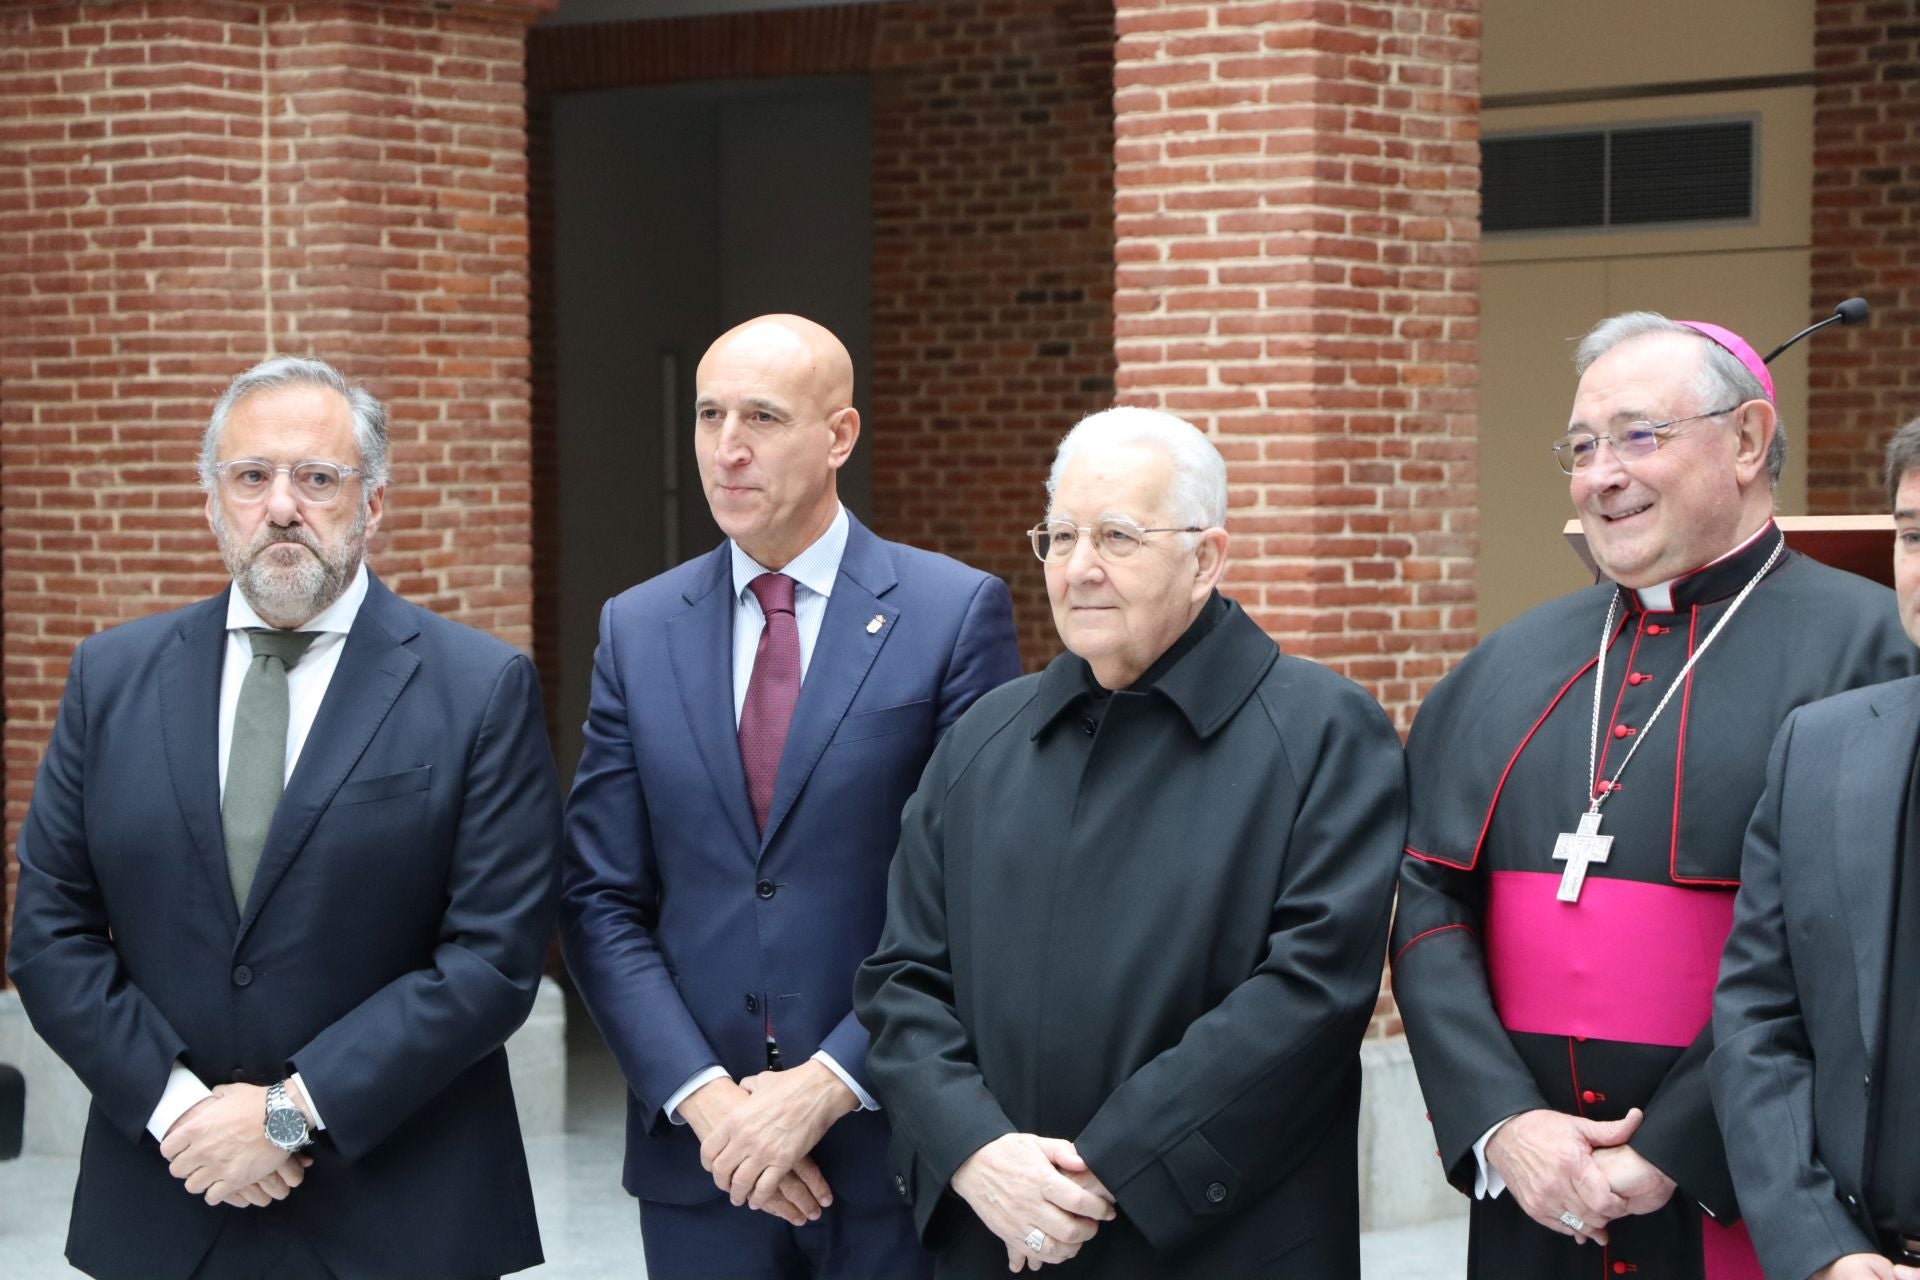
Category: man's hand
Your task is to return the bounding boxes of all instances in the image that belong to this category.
[1485,1107,1644,1245]
[160,1085,301,1206]
[679,1074,837,1226]
[950,1133,1115,1272]
[701,1062,857,1217]
[1591,1143,1675,1217]
[216,1154,315,1208]
[1813,1254,1920,1280]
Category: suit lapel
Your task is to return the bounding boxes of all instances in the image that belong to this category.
[237,575,419,941]
[667,546,759,857]
[159,592,241,929]
[1836,680,1920,1069]
[759,518,899,854]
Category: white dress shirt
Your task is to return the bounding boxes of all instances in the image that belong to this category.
[145,566,370,1142]
[662,507,879,1124]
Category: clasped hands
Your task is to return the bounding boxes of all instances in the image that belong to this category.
[1485,1107,1673,1247]
[951,1132,1117,1273]
[159,1083,313,1208]
[684,1061,860,1227]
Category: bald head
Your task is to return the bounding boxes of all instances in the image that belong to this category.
[694,314,861,569]
[699,314,854,420]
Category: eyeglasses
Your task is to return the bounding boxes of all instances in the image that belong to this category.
[210,459,365,505]
[1551,405,1743,475]
[1028,518,1203,563]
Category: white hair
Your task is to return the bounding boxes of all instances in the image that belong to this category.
[1573,310,1784,486]
[1046,406,1227,528]
[198,355,391,496]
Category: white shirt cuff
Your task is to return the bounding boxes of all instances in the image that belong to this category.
[288,1071,326,1131]
[664,1066,730,1126]
[811,1051,879,1112]
[147,1062,213,1142]
[1474,1119,1510,1199]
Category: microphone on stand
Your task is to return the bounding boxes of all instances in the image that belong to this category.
[1762,297,1870,365]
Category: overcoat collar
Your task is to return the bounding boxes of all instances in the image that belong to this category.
[1029,595,1277,741]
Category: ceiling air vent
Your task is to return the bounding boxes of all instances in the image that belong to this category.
[1483,119,1754,234]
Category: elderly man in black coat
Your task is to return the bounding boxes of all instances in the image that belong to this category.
[853,407,1407,1278]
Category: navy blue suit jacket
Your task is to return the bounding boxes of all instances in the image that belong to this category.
[560,514,1022,1207]
[7,574,561,1280]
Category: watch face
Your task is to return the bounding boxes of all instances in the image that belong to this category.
[266,1108,307,1147]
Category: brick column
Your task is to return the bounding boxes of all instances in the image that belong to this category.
[1111,0,1480,736]
[0,0,547,964]
[1806,0,1920,512]
[867,0,1119,667]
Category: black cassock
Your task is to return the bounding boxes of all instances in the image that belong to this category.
[1392,526,1918,1280]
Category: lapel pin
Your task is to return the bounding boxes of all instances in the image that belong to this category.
[867,614,885,634]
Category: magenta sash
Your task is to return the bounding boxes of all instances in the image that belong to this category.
[1484,871,1735,1048]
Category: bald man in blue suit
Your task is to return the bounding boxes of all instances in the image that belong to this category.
[560,315,1023,1280]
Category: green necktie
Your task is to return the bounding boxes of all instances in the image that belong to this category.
[223,627,319,910]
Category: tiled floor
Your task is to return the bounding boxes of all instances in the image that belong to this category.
[0,1038,1470,1278]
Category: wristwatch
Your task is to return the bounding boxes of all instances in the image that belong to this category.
[264,1080,312,1153]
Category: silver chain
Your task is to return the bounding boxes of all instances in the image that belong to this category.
[1584,534,1786,815]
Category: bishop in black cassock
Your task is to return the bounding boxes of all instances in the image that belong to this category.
[1392,312,1918,1280]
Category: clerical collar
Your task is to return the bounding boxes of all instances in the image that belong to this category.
[1627,521,1781,613]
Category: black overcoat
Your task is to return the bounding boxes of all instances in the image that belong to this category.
[854,598,1406,1278]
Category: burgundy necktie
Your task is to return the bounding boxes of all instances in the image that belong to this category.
[739,572,800,833]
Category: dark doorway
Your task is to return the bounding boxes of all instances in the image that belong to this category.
[549,76,872,776]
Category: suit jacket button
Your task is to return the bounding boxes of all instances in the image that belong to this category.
[757,879,777,899]
[745,994,759,1015]
[1205,1181,1227,1204]
[232,965,253,987]
[229,1068,246,1083]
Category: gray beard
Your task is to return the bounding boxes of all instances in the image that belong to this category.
[214,504,366,627]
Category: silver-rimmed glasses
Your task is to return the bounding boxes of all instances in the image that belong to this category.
[209,459,365,505]
[1028,518,1203,563]
[1551,405,1743,475]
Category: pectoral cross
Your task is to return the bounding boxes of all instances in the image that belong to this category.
[1552,810,1613,903]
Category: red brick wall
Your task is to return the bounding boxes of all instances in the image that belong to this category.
[1806,0,1920,512]
[0,0,544,964]
[1110,0,1481,1040]
[1110,0,1480,738]
[866,0,1118,668]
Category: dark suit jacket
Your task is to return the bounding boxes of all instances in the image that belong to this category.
[1711,674,1920,1280]
[7,573,560,1280]
[559,513,1022,1208]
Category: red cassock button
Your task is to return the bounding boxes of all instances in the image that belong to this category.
[1629,672,1650,684]
[1614,1263,1632,1275]
[1646,624,1666,635]
[1582,1089,1597,1104]
[1613,725,1634,738]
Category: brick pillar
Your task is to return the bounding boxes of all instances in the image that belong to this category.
[0,0,547,965]
[1806,0,1920,512]
[867,0,1118,667]
[1112,0,1480,1042]
[1110,0,1480,736]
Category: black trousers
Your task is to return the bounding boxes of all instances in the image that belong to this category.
[185,1211,500,1280]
